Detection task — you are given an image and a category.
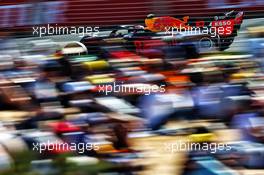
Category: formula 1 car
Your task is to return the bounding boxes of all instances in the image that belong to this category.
[145,10,244,51]
[80,11,243,59]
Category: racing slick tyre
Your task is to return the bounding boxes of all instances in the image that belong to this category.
[198,36,215,52]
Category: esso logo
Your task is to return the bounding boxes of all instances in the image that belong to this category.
[214,20,232,27]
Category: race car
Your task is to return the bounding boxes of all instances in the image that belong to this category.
[80,11,243,58]
[145,11,244,51]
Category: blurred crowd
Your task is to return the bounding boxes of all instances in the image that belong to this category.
[0,23,263,175]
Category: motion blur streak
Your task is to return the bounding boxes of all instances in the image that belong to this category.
[0,0,263,175]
